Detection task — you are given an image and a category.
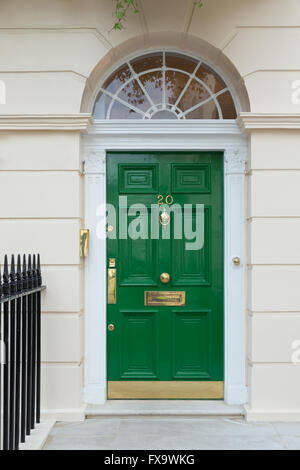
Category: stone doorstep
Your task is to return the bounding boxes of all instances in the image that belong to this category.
[86,401,244,417]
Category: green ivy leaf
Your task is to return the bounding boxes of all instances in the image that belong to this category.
[116,10,126,19]
[113,22,124,30]
[111,0,204,32]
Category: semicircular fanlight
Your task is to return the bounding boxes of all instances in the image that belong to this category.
[93,51,237,120]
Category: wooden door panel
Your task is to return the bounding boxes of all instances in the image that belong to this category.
[172,310,212,380]
[120,310,158,379]
[119,164,159,193]
[172,163,211,194]
[119,212,158,286]
[171,208,211,286]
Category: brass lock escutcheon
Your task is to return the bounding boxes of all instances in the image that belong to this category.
[160,272,170,284]
[108,324,115,332]
[108,260,116,304]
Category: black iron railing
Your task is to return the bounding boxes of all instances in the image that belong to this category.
[0,255,46,451]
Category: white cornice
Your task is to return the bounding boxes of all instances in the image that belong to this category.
[238,113,300,131]
[0,114,92,131]
[6,114,296,133]
[89,119,241,135]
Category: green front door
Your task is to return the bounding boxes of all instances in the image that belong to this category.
[107,152,224,399]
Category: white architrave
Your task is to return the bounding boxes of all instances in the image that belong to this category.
[83,120,248,406]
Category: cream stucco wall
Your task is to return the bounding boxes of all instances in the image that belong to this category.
[0,131,84,417]
[0,0,300,420]
[247,130,300,420]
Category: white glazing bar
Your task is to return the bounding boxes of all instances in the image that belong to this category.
[127,62,157,111]
[172,61,202,111]
[146,103,183,116]
[102,89,148,119]
[180,88,228,118]
[162,52,166,109]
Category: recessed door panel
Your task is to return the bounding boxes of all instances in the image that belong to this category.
[119,164,159,193]
[172,163,211,194]
[172,208,211,286]
[119,210,158,286]
[172,310,212,379]
[120,310,158,379]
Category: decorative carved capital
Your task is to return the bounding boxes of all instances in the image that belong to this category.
[224,148,247,175]
[84,150,106,175]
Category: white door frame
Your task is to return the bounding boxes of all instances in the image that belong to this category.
[82,119,248,406]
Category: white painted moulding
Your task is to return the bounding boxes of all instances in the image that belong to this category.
[238,113,300,131]
[0,114,92,131]
[4,113,300,132]
[90,119,241,135]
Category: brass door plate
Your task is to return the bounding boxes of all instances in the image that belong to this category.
[79,229,89,257]
[144,291,185,306]
[108,268,116,304]
[108,381,224,399]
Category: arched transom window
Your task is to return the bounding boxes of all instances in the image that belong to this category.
[93,51,237,120]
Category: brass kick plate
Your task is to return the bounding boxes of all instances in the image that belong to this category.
[144,291,186,307]
[108,381,224,399]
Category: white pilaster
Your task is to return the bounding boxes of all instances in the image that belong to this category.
[84,150,107,404]
[224,148,248,404]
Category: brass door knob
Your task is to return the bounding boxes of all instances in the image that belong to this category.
[108,324,115,331]
[160,272,170,284]
[233,257,241,266]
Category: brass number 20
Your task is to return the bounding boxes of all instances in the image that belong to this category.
[157,195,174,205]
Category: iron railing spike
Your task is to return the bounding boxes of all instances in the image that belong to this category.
[10,254,16,294]
[3,255,9,295]
[0,254,45,449]
[38,254,42,287]
[16,255,22,292]
[22,254,28,290]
